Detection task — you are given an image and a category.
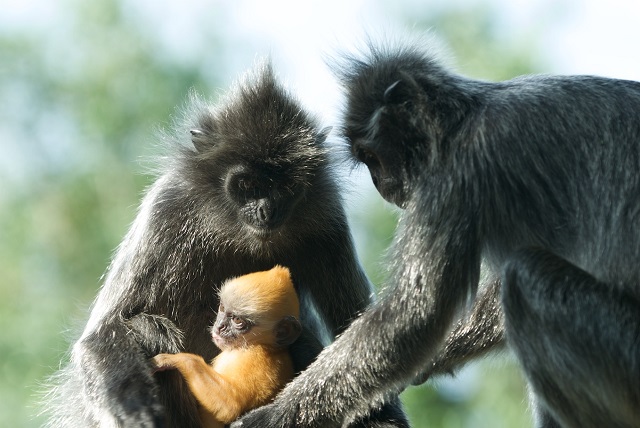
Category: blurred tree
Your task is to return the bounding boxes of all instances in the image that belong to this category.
[415,3,545,80]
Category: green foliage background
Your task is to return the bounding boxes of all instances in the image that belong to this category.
[0,1,547,426]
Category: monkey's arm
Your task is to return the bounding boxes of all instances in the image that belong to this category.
[152,353,246,425]
[233,198,481,427]
[292,221,374,341]
[75,312,184,428]
[292,226,410,427]
[289,326,325,374]
[412,278,505,384]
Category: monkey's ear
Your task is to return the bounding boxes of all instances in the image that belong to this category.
[315,126,332,144]
[274,316,302,347]
[190,129,208,153]
[383,75,419,105]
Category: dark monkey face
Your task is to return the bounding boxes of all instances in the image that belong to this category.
[341,75,428,209]
[338,48,466,209]
[178,65,333,256]
[225,162,305,234]
[210,304,301,351]
[346,120,410,208]
[189,120,329,254]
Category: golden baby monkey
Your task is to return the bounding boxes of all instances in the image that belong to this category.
[152,266,301,428]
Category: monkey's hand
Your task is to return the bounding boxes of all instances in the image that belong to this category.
[230,402,299,428]
[230,341,357,428]
[229,365,338,428]
[151,353,179,373]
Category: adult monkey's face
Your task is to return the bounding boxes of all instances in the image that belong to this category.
[344,78,426,209]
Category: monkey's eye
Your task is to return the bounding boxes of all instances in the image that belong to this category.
[354,144,381,170]
[237,178,252,191]
[232,316,248,330]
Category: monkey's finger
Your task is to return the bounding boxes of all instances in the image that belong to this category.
[150,354,176,372]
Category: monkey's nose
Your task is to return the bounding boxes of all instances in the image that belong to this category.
[254,199,281,228]
[257,203,270,222]
[212,323,224,335]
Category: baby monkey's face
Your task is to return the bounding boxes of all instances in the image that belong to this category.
[210,304,254,350]
[210,302,278,350]
[212,266,302,351]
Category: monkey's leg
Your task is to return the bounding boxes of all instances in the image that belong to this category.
[502,248,640,428]
[412,278,505,385]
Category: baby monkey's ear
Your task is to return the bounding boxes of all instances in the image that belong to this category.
[274,316,302,347]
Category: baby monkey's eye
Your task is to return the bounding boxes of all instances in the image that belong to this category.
[232,316,248,330]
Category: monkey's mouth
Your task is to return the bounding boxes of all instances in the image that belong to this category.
[247,224,273,235]
[246,225,285,246]
[384,190,407,209]
[241,211,287,237]
[378,180,407,209]
[244,216,289,238]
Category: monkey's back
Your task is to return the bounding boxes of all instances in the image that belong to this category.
[474,76,640,287]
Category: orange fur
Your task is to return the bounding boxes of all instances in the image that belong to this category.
[219,265,299,323]
[152,266,299,427]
